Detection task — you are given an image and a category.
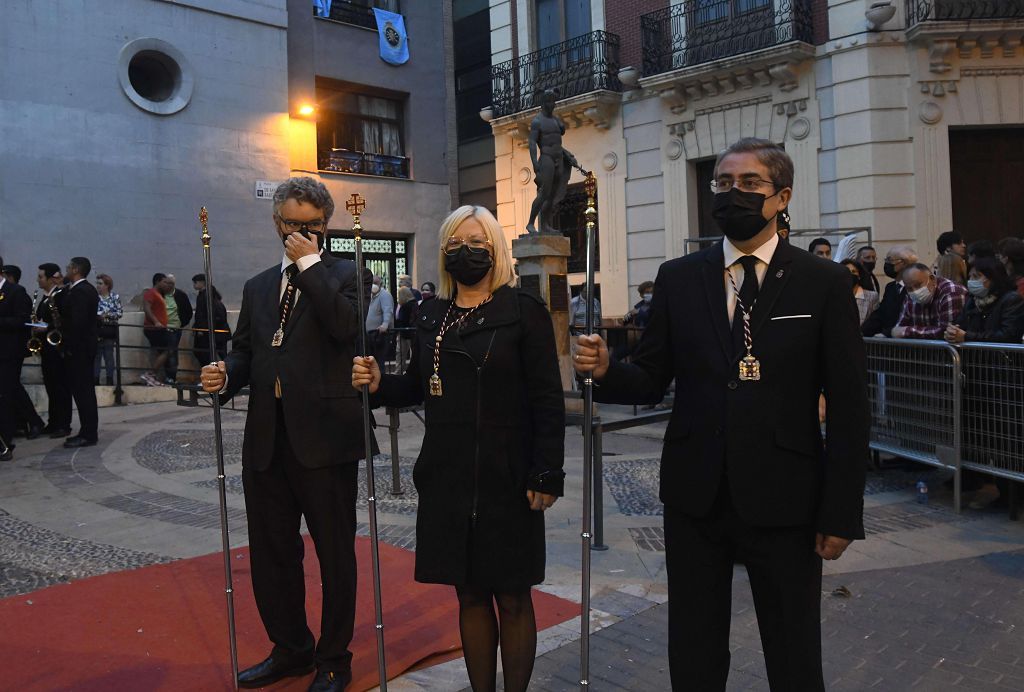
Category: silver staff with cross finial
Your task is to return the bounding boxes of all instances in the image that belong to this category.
[199,207,240,690]
[346,193,389,691]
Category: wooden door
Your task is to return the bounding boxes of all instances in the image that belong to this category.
[949,128,1024,244]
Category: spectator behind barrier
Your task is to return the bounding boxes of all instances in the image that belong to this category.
[862,245,917,337]
[840,260,879,326]
[996,237,1024,298]
[808,237,831,260]
[968,239,996,268]
[622,280,654,330]
[945,258,1024,344]
[856,246,880,293]
[935,253,967,287]
[936,230,967,259]
[891,262,967,339]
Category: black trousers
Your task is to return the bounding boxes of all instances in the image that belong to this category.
[0,358,19,446]
[664,483,824,691]
[242,401,359,673]
[13,359,44,431]
[41,346,71,430]
[64,350,98,441]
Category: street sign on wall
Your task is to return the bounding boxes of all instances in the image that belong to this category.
[254,180,282,200]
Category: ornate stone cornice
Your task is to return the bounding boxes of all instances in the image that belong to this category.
[636,42,815,113]
[489,90,621,146]
[908,18,1024,73]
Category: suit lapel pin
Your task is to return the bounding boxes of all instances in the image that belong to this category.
[776,270,784,279]
[477,317,484,325]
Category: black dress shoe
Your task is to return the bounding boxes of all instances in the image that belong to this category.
[237,655,315,689]
[48,428,71,439]
[63,436,97,449]
[0,447,12,462]
[308,670,352,692]
[25,425,42,440]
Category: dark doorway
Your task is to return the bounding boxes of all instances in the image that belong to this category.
[950,128,1024,244]
[695,157,718,238]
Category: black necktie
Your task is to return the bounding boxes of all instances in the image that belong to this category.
[732,255,760,357]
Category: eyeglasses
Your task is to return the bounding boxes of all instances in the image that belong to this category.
[444,236,493,255]
[277,216,326,233]
[710,177,777,194]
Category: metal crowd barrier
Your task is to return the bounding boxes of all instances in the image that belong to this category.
[864,337,1024,517]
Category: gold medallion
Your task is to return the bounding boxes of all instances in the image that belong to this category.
[271,328,284,347]
[739,354,761,381]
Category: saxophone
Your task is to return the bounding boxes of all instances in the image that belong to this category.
[26,289,42,355]
[44,286,63,350]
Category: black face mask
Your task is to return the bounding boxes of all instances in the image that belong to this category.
[851,273,861,288]
[711,188,775,241]
[883,261,898,279]
[280,228,325,252]
[444,246,493,286]
[861,260,876,274]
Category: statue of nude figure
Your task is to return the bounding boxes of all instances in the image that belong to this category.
[526,90,589,235]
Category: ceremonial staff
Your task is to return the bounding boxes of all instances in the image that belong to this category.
[579,172,597,689]
[346,193,389,691]
[199,208,240,689]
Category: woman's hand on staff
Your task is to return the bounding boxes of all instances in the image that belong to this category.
[352,356,381,394]
[527,490,557,511]
[201,361,226,393]
[572,334,609,380]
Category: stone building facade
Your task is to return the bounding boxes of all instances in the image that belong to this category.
[482,0,1024,318]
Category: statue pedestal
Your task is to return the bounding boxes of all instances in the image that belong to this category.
[512,233,576,399]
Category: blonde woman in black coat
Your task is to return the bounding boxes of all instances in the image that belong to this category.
[352,205,565,692]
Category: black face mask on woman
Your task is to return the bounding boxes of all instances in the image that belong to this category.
[711,188,778,242]
[444,246,493,286]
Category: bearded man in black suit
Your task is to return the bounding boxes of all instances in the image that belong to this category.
[574,138,869,691]
[201,177,372,692]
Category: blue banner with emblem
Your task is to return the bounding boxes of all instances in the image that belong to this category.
[373,8,409,65]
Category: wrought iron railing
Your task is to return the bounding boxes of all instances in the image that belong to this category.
[641,0,813,77]
[319,148,410,179]
[907,0,1024,24]
[314,0,400,30]
[490,31,621,118]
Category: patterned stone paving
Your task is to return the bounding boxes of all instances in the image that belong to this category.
[357,522,417,551]
[133,429,244,474]
[97,491,248,532]
[0,508,169,599]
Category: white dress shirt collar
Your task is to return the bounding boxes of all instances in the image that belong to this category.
[280,247,324,274]
[70,277,87,289]
[723,231,780,269]
[0,277,6,292]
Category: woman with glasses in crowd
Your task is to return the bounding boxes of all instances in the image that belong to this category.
[93,274,122,386]
[352,205,565,692]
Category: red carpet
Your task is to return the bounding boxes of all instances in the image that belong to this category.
[0,537,579,691]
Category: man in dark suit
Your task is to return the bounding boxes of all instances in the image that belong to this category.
[201,177,371,692]
[574,138,869,691]
[861,246,916,337]
[35,263,72,438]
[59,257,100,448]
[0,254,34,460]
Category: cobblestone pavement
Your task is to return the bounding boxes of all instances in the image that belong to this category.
[1,402,1023,692]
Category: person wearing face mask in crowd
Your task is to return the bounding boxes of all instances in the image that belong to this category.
[861,246,916,337]
[891,263,967,339]
[623,281,655,330]
[840,260,879,326]
[856,246,880,293]
[419,281,436,305]
[200,177,372,692]
[572,137,869,691]
[352,205,564,692]
[365,275,394,368]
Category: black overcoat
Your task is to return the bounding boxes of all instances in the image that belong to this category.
[375,285,565,589]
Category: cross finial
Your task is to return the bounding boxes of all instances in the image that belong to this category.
[199,207,210,248]
[346,193,366,217]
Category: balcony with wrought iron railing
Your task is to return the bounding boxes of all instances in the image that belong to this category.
[641,0,813,77]
[314,0,400,31]
[906,0,1024,25]
[489,30,621,119]
[318,148,410,179]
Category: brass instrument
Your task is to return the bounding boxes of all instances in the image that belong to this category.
[41,286,63,350]
[26,289,42,355]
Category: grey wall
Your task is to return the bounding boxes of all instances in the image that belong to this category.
[0,0,291,308]
[287,0,455,287]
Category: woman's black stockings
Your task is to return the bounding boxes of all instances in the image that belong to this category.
[455,586,537,692]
